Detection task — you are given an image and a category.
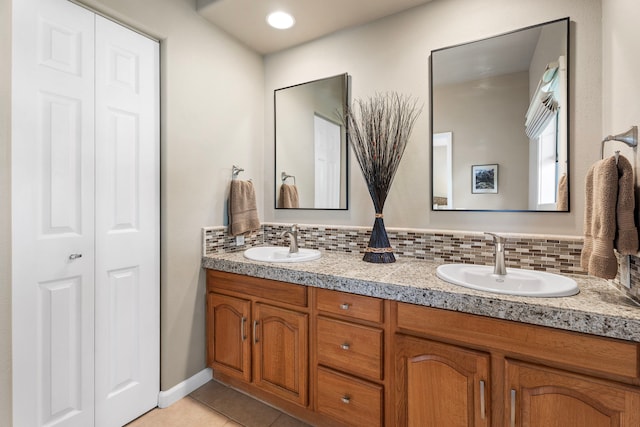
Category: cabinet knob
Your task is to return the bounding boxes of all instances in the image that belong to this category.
[341,395,350,404]
[339,303,350,310]
[69,253,83,260]
[340,343,350,350]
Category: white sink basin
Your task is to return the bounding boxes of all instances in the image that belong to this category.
[243,246,321,263]
[436,264,579,297]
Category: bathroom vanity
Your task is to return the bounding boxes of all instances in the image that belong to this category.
[202,252,640,427]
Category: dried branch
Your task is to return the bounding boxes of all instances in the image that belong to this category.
[344,92,422,213]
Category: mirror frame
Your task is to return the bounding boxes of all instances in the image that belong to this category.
[429,17,570,212]
[274,73,350,210]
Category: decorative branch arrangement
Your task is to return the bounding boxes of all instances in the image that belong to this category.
[345,92,422,263]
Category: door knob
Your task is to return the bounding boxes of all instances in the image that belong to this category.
[69,253,83,260]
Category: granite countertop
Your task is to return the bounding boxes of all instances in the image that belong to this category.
[202,251,640,343]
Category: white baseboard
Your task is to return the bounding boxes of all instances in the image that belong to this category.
[157,368,212,408]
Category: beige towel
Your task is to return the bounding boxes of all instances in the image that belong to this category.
[557,174,568,211]
[581,156,639,279]
[228,180,260,236]
[278,184,299,208]
[614,155,639,254]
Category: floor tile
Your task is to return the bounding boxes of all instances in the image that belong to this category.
[191,380,236,408]
[131,380,313,427]
[270,413,313,427]
[126,397,230,427]
[208,388,281,427]
[191,380,313,427]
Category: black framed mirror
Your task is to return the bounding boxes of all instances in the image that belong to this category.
[274,73,350,210]
[431,18,569,212]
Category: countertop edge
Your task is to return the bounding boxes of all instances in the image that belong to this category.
[201,254,640,343]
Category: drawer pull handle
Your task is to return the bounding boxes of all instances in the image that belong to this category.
[340,303,350,310]
[510,389,516,427]
[479,380,486,420]
[241,317,247,341]
[341,395,350,404]
[340,343,350,350]
[253,320,259,344]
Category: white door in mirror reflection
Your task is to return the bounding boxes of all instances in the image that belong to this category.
[433,132,453,209]
[314,114,341,208]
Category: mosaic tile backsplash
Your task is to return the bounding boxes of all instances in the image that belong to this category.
[202,223,640,302]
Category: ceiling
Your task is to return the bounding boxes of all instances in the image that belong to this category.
[196,0,433,55]
[432,26,543,86]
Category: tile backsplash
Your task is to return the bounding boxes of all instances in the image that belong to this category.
[202,223,640,303]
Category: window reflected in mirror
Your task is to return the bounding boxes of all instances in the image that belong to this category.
[430,18,569,212]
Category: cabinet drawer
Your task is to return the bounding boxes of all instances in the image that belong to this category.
[317,316,383,381]
[207,270,307,307]
[316,288,383,323]
[397,302,640,384]
[316,367,383,427]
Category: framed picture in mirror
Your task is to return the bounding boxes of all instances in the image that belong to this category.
[430,17,569,211]
[471,164,498,194]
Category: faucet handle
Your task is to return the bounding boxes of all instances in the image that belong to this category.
[485,232,506,243]
[291,224,298,232]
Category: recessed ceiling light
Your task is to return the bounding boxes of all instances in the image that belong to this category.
[266,11,295,30]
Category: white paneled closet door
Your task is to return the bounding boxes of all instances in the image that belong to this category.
[12,0,96,425]
[94,15,159,427]
[11,1,159,426]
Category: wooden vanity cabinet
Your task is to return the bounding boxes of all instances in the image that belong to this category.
[505,361,640,427]
[207,292,251,382]
[206,270,309,407]
[206,270,640,426]
[313,288,389,427]
[253,302,308,405]
[395,302,640,427]
[395,334,490,427]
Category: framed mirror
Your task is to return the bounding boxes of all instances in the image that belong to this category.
[275,73,350,210]
[431,18,569,211]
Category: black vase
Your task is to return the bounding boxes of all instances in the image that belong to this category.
[363,215,395,263]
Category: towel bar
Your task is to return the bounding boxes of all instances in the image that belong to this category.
[281,171,296,185]
[600,126,638,159]
[232,165,244,178]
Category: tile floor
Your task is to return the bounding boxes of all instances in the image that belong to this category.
[127,380,312,427]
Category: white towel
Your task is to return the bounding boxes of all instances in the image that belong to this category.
[228,180,260,236]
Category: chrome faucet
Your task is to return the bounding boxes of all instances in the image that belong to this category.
[281,224,299,253]
[485,232,507,275]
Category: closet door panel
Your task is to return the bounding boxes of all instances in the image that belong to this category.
[94,15,160,427]
[11,0,96,426]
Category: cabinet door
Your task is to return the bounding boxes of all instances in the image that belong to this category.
[208,293,251,382]
[395,335,490,427]
[254,303,308,406]
[506,360,640,427]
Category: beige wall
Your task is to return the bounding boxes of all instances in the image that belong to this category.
[433,72,530,210]
[264,0,602,235]
[0,0,12,423]
[602,0,640,229]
